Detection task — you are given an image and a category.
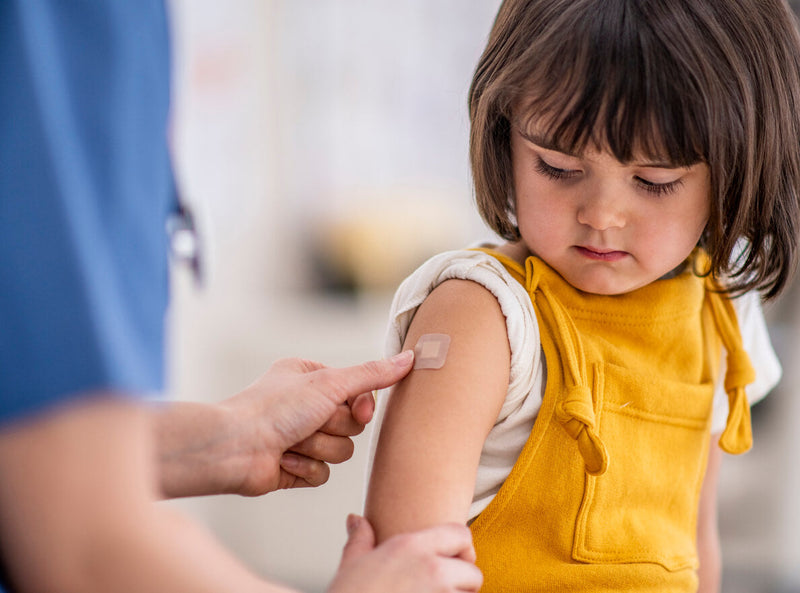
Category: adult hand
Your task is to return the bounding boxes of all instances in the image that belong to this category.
[327,515,483,593]
[157,351,414,498]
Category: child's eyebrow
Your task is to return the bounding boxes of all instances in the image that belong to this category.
[516,127,684,170]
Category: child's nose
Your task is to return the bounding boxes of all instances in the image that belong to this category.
[576,184,627,230]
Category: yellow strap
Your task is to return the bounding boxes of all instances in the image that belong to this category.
[523,255,609,475]
[472,247,609,474]
[555,386,609,475]
[704,281,756,454]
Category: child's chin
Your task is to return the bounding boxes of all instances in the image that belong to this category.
[562,269,646,296]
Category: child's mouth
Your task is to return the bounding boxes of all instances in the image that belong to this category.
[576,246,628,262]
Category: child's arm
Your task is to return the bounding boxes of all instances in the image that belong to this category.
[365,278,511,543]
[696,435,723,593]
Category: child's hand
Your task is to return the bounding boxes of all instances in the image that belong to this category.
[327,514,483,593]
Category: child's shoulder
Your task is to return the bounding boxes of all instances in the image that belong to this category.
[388,243,542,378]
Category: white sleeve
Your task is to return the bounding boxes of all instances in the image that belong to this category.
[363,249,544,513]
[711,290,783,434]
[375,249,541,421]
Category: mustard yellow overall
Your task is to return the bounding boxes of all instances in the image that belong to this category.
[470,250,755,592]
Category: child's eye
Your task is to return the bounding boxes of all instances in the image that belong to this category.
[635,176,684,196]
[534,157,579,181]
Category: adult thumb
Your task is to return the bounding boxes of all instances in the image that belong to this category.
[340,514,376,563]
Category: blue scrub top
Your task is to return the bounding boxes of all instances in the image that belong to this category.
[0,0,175,581]
[1,1,174,587]
[0,0,174,419]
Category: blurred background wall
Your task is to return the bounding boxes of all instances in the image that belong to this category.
[165,1,800,591]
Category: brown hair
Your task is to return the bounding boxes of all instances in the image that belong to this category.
[469,0,800,298]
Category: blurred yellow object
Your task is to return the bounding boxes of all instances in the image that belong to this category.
[312,192,471,294]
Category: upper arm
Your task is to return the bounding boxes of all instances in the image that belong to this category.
[365,279,511,543]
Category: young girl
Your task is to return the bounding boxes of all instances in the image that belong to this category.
[364,1,800,591]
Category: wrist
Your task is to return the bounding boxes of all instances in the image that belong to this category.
[156,402,247,498]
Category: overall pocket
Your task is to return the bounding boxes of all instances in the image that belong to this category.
[572,363,714,571]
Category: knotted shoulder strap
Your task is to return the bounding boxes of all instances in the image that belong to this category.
[474,248,609,475]
[704,280,756,454]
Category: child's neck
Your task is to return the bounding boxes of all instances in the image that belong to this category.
[493,241,531,265]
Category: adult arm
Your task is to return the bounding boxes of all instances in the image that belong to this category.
[0,398,294,593]
[0,392,482,593]
[696,434,723,593]
[365,279,512,542]
[156,353,413,498]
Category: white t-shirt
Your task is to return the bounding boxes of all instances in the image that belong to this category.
[366,249,782,520]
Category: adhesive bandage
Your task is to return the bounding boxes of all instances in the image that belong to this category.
[413,333,451,370]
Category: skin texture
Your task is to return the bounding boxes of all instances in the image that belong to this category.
[367,134,723,591]
[0,353,482,593]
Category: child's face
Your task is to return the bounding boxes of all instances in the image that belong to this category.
[510,126,711,295]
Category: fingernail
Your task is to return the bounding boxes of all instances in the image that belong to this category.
[346,513,360,536]
[389,350,414,367]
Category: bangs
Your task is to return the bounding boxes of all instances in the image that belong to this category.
[471,0,800,297]
[506,0,708,166]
